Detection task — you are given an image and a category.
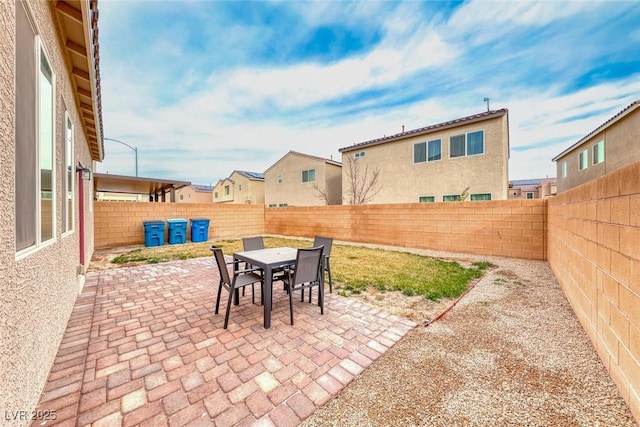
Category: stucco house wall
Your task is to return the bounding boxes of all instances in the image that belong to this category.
[265,151,342,207]
[554,101,640,193]
[213,171,265,204]
[0,0,101,421]
[340,110,509,204]
[177,185,213,203]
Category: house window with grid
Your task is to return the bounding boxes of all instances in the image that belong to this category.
[526,193,534,199]
[354,151,365,158]
[419,196,435,203]
[302,169,315,183]
[593,140,605,164]
[16,3,56,254]
[443,195,461,202]
[277,174,282,184]
[225,185,230,195]
[450,135,465,158]
[470,193,491,201]
[579,149,588,170]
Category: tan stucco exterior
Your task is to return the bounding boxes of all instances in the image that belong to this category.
[508,178,557,199]
[340,110,510,204]
[212,171,265,204]
[1,0,101,422]
[264,151,342,207]
[176,185,214,203]
[554,101,640,193]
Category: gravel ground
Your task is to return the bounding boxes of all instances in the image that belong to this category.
[302,249,637,427]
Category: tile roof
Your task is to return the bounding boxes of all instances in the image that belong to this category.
[234,170,265,180]
[339,109,509,152]
[552,100,640,161]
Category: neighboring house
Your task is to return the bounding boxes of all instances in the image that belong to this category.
[339,109,510,204]
[553,100,640,193]
[508,178,557,199]
[213,170,265,204]
[177,184,214,203]
[1,0,103,419]
[264,151,342,206]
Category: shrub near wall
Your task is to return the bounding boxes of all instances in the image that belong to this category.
[265,199,546,260]
[548,161,640,421]
[94,202,265,248]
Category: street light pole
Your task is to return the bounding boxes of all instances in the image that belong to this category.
[104,137,138,177]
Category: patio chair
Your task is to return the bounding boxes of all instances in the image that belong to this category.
[313,236,334,293]
[210,246,264,329]
[282,245,324,325]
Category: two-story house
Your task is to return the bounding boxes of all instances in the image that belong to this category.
[2,0,103,416]
[553,100,640,193]
[509,178,557,199]
[264,151,342,206]
[212,170,265,204]
[339,109,510,204]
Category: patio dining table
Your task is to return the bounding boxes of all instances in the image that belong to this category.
[233,246,298,328]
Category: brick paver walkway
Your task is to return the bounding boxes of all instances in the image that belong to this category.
[33,257,415,426]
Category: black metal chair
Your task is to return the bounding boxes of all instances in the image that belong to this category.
[282,246,324,325]
[210,246,264,329]
[313,236,334,293]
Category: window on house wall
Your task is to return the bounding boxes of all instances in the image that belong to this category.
[467,130,484,155]
[450,135,465,158]
[238,184,242,191]
[419,196,435,203]
[443,195,461,202]
[268,204,277,208]
[278,203,288,207]
[526,193,534,199]
[225,185,230,195]
[277,174,282,184]
[180,195,184,200]
[62,111,74,234]
[302,169,315,183]
[354,151,365,158]
[16,2,56,254]
[593,140,605,164]
[428,139,441,161]
[214,192,218,198]
[562,161,567,178]
[579,149,588,170]
[470,193,491,201]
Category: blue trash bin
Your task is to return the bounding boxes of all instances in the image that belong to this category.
[167,219,187,245]
[190,218,210,243]
[143,220,165,247]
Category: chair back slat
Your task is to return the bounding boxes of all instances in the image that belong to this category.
[210,246,231,284]
[313,236,333,257]
[293,246,323,285]
[242,236,265,251]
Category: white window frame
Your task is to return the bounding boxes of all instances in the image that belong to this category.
[593,140,605,165]
[470,193,492,201]
[418,196,435,203]
[224,185,230,195]
[526,193,534,199]
[562,161,567,178]
[579,149,588,170]
[301,169,315,183]
[449,130,484,159]
[16,32,57,257]
[62,110,74,236]
[354,151,365,158]
[443,195,461,202]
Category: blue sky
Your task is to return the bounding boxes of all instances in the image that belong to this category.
[96,0,640,185]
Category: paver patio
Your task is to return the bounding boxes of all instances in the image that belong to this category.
[32,257,415,426]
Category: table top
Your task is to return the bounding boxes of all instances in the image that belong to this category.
[233,247,298,268]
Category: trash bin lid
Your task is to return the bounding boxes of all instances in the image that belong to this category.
[190,218,210,222]
[143,220,164,224]
[167,218,187,222]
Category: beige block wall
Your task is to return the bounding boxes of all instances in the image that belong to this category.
[548,161,640,421]
[342,114,509,204]
[94,202,265,248]
[265,199,546,260]
[265,154,333,206]
[1,0,96,422]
